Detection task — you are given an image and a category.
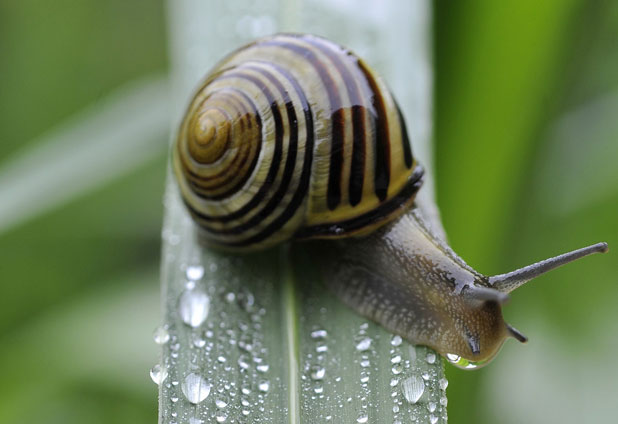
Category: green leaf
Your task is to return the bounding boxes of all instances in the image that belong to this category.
[157,182,447,423]
[159,0,446,422]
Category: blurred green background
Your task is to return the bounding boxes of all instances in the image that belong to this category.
[0,1,616,423]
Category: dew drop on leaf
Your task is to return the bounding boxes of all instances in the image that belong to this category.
[356,337,372,351]
[150,364,168,385]
[356,412,369,423]
[258,380,270,392]
[311,366,326,380]
[153,326,170,345]
[181,372,211,404]
[186,265,204,281]
[311,329,328,339]
[401,376,425,404]
[178,288,210,327]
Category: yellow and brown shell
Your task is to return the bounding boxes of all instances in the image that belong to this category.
[173,33,423,250]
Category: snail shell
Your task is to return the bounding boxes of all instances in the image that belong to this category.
[173,33,608,366]
[173,33,422,250]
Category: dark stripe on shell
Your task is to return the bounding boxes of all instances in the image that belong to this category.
[328,109,345,210]
[262,38,345,210]
[395,101,413,169]
[295,164,424,239]
[305,37,367,207]
[349,105,366,206]
[357,59,391,202]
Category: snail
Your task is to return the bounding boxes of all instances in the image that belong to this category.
[172,33,608,367]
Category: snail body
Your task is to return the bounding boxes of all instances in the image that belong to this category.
[173,33,608,366]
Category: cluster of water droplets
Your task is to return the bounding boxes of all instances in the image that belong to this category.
[385,334,449,424]
[153,248,281,424]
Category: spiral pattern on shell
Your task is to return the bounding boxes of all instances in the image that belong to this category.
[173,34,424,250]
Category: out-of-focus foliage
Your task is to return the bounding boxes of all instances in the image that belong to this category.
[435,1,618,423]
[0,0,616,423]
[0,0,167,423]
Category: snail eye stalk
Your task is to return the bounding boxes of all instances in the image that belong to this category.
[488,242,608,293]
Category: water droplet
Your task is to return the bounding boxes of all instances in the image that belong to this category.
[390,378,399,387]
[314,385,324,394]
[422,372,430,380]
[446,353,460,362]
[189,417,203,424]
[391,364,403,375]
[215,413,227,423]
[311,329,328,339]
[258,380,270,392]
[428,402,437,412]
[391,335,402,346]
[316,343,328,353]
[401,376,425,404]
[153,326,170,345]
[391,355,402,364]
[181,373,211,404]
[217,356,226,363]
[426,352,436,364]
[430,415,438,424]
[150,364,168,385]
[392,405,399,413]
[360,359,370,368]
[357,412,369,423]
[238,355,250,370]
[216,398,228,408]
[179,288,210,327]
[356,337,372,351]
[440,396,448,406]
[186,265,204,280]
[224,292,235,303]
[257,364,269,373]
[439,378,448,391]
[238,341,253,352]
[311,366,326,380]
[360,375,369,383]
[192,334,206,348]
[171,396,178,403]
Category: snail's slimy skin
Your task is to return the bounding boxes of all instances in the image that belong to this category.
[311,207,511,364]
